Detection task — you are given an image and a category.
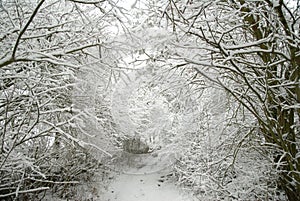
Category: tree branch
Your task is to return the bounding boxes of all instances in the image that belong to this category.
[12,0,46,59]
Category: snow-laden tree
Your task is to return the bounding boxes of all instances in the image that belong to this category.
[111,56,203,151]
[0,0,125,199]
[162,0,300,200]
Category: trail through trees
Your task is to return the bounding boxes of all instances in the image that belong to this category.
[100,151,196,201]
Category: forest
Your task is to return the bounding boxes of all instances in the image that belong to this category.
[0,0,299,200]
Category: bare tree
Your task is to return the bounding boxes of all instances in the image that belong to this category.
[0,0,124,199]
[164,0,299,200]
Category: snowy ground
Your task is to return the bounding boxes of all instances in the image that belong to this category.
[99,151,195,201]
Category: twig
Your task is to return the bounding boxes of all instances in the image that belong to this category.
[29,178,80,185]
[0,187,50,198]
[12,0,46,59]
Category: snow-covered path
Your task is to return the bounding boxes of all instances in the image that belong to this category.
[101,151,195,201]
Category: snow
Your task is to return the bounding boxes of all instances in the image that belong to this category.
[102,173,191,201]
[100,151,196,201]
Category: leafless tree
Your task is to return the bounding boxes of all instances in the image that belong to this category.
[164,0,300,200]
[0,0,124,199]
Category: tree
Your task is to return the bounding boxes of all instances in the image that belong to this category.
[0,0,124,199]
[164,0,300,200]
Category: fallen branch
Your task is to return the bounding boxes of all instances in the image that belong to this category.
[29,178,80,185]
[0,187,50,198]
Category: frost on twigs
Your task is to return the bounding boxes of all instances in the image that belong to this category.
[0,0,125,199]
[173,88,284,200]
[163,0,299,200]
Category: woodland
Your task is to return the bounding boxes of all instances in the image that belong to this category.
[0,0,299,200]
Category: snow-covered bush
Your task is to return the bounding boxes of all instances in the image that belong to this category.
[0,0,124,199]
[162,0,299,199]
[174,87,285,200]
